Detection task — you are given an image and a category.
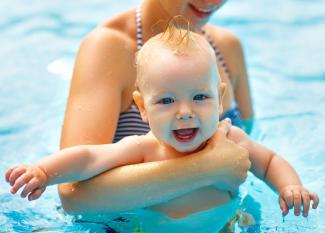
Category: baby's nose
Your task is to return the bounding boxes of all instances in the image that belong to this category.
[176,107,195,120]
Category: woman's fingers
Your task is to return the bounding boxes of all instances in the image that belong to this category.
[210,118,232,144]
[217,118,232,136]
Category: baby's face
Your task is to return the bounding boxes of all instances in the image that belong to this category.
[136,48,221,153]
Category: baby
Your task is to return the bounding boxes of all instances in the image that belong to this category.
[5,21,318,220]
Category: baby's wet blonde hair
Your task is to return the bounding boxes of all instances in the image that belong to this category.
[135,16,216,91]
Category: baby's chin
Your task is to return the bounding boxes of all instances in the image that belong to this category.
[174,141,207,154]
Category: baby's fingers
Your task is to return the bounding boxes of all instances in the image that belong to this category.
[10,173,32,194]
[20,178,41,198]
[293,190,302,216]
[27,187,45,201]
[301,191,310,217]
[279,196,289,216]
[8,167,26,186]
[282,189,294,209]
[5,167,17,182]
[309,192,319,209]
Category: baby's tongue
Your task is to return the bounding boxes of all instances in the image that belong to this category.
[173,128,198,142]
[175,128,195,136]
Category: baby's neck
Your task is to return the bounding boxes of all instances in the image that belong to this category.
[190,140,208,154]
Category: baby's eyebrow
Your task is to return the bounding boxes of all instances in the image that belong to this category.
[151,91,174,97]
[194,87,213,92]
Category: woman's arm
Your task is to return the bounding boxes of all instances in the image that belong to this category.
[60,28,134,148]
[231,38,254,133]
[58,27,251,215]
[206,25,254,133]
[230,36,253,121]
[59,122,251,214]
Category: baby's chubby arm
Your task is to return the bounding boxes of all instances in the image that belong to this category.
[5,135,145,200]
[228,126,319,217]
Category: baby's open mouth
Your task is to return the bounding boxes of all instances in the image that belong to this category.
[173,128,198,143]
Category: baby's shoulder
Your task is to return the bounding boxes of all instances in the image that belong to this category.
[227,125,251,146]
[120,132,159,153]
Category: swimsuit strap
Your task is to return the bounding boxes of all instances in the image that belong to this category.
[136,7,143,50]
[136,7,231,79]
[201,29,231,80]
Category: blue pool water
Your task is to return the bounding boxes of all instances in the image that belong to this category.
[0,0,324,232]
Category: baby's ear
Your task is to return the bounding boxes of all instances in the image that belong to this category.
[218,82,227,115]
[133,90,148,122]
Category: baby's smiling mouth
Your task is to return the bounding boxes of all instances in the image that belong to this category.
[173,128,198,143]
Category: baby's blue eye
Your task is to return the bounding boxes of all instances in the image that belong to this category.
[193,94,208,101]
[158,97,174,105]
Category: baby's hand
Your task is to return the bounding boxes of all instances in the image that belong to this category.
[5,165,48,201]
[279,185,319,217]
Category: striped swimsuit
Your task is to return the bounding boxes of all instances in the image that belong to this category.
[112,8,242,143]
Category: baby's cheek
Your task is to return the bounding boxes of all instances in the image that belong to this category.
[150,119,169,140]
[203,119,218,139]
[204,122,218,140]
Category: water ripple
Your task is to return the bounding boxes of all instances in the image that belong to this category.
[0,12,94,38]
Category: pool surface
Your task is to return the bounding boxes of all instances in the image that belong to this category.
[0,0,324,232]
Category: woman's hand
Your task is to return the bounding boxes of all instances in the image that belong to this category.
[202,119,251,194]
[279,185,319,217]
[5,165,48,201]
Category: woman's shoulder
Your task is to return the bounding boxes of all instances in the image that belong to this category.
[93,8,137,45]
[82,29,133,55]
[75,9,138,78]
[75,8,136,55]
[74,25,136,82]
[204,24,242,51]
[203,24,246,81]
[82,12,137,53]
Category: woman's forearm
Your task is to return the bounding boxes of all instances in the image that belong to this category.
[58,154,214,214]
[264,155,302,192]
[58,122,251,215]
[58,138,250,214]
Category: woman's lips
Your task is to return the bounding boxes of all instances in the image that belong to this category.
[188,3,213,19]
[173,128,198,143]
